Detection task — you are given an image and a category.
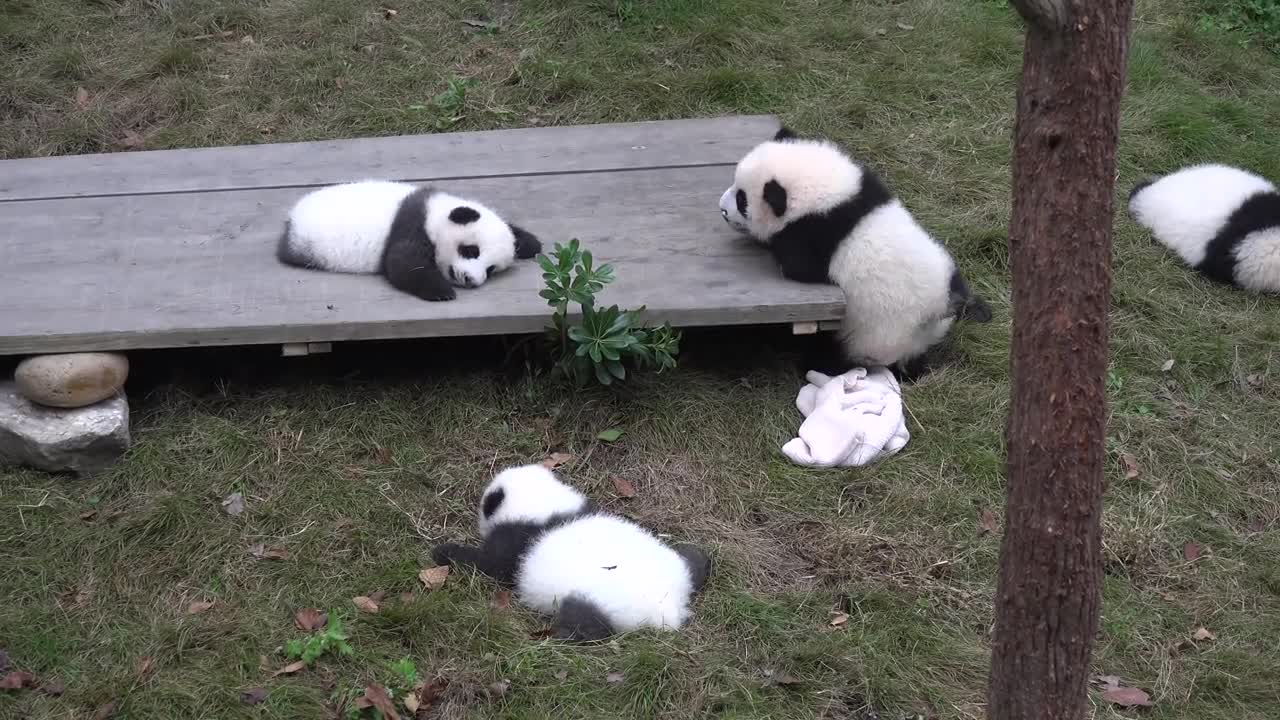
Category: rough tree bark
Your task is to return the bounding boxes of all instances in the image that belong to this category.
[988,1,1135,720]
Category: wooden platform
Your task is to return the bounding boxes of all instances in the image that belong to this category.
[0,115,844,356]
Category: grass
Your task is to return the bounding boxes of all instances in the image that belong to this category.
[2,0,1280,718]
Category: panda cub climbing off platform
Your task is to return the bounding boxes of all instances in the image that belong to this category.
[718,127,992,380]
[1128,163,1280,295]
[278,180,541,301]
[430,464,712,642]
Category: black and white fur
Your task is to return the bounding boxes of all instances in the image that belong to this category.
[1128,163,1280,294]
[430,464,711,642]
[277,180,541,301]
[718,127,992,380]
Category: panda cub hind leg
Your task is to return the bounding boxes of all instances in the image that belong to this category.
[552,594,615,642]
[672,543,713,594]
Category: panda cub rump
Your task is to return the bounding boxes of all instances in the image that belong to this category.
[517,513,700,633]
[719,127,991,376]
[431,464,710,642]
[1128,163,1280,293]
[279,179,541,301]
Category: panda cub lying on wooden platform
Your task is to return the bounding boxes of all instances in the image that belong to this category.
[431,464,712,641]
[719,127,992,380]
[278,180,541,301]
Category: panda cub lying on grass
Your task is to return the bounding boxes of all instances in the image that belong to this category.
[431,464,712,642]
[719,127,992,380]
[277,180,541,301]
[1128,163,1280,295]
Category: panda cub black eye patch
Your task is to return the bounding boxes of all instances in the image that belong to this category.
[486,265,497,277]
[736,189,748,216]
[449,206,481,224]
[459,244,480,259]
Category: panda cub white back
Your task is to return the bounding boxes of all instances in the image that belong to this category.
[432,464,711,641]
[1128,163,1280,294]
[718,127,991,378]
[278,179,541,301]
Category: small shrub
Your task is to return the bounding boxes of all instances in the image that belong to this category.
[538,238,680,387]
[284,612,354,666]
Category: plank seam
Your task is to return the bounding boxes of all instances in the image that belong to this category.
[0,160,740,205]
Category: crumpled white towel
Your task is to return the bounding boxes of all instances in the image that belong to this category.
[782,367,910,467]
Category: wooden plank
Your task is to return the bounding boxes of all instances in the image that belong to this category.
[0,165,844,355]
[0,115,779,203]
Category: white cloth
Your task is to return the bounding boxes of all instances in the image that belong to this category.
[782,367,910,467]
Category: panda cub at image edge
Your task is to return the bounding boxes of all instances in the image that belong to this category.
[1127,163,1280,295]
[718,127,992,380]
[430,464,712,642]
[277,179,542,301]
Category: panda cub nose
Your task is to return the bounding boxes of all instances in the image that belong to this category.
[720,208,729,221]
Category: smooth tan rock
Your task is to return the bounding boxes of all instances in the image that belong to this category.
[14,353,129,408]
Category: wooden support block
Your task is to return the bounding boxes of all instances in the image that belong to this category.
[281,343,309,357]
[792,321,819,335]
[818,320,842,332]
[307,342,332,354]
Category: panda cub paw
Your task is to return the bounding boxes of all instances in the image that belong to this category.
[431,543,467,567]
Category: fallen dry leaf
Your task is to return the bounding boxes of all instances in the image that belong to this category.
[187,600,216,615]
[117,129,147,150]
[398,591,415,605]
[222,492,245,516]
[1091,674,1122,689]
[259,655,271,673]
[1183,542,1202,562]
[75,87,91,110]
[80,510,98,522]
[611,477,638,498]
[978,509,999,535]
[540,452,574,470]
[418,677,449,709]
[294,608,326,632]
[773,673,802,687]
[136,656,154,679]
[41,679,66,696]
[382,7,399,18]
[240,35,255,44]
[249,544,289,561]
[487,679,511,698]
[1121,454,1140,480]
[1161,359,1175,372]
[491,590,512,610]
[606,671,625,685]
[360,684,400,720]
[419,565,450,590]
[1193,627,1217,641]
[353,596,380,613]
[93,701,118,719]
[271,661,306,678]
[828,611,849,627]
[1,671,36,690]
[241,687,268,705]
[1102,685,1153,707]
[896,21,915,30]
[554,670,569,681]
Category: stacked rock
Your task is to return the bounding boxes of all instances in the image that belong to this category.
[0,352,132,476]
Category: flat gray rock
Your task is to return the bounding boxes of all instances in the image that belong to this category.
[0,381,130,476]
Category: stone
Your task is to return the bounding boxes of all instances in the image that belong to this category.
[14,352,129,409]
[0,381,130,476]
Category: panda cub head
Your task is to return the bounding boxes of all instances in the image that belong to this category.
[476,463,589,538]
[427,191,542,289]
[718,126,870,244]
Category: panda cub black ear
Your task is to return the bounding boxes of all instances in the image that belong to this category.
[448,206,481,224]
[763,179,788,218]
[509,223,542,259]
[773,126,799,142]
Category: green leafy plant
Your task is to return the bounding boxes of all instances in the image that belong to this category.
[285,613,354,666]
[389,657,419,688]
[537,239,680,387]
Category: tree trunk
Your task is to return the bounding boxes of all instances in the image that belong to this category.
[988,2,1134,719]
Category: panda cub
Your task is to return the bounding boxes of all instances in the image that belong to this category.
[719,127,992,379]
[430,464,712,642]
[1128,163,1280,294]
[277,180,541,301]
